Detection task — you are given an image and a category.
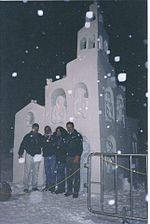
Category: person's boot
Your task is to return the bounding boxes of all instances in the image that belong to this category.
[73,193,79,198]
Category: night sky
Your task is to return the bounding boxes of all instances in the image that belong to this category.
[0,0,147,152]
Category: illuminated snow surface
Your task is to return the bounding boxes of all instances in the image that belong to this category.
[0,157,147,224]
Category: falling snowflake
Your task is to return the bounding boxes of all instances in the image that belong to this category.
[56,75,60,79]
[85,22,90,29]
[108,199,115,205]
[131,93,134,96]
[106,125,110,129]
[86,11,94,19]
[107,50,110,54]
[25,50,29,54]
[145,92,148,98]
[104,75,107,79]
[36,46,39,49]
[140,129,144,133]
[117,73,127,82]
[22,60,25,64]
[12,72,18,78]
[85,106,88,110]
[37,10,44,17]
[143,103,147,107]
[129,34,132,38]
[42,31,46,35]
[68,90,72,95]
[138,64,141,68]
[114,56,120,62]
[117,150,121,155]
[107,73,111,77]
[98,110,102,115]
[97,80,100,83]
[108,24,111,27]
[143,39,147,45]
[69,117,74,122]
[145,61,148,69]
[100,93,103,97]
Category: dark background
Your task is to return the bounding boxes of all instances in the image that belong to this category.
[0,0,147,155]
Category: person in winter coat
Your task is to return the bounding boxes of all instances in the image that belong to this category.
[18,123,43,193]
[64,122,83,198]
[52,126,67,194]
[42,126,56,192]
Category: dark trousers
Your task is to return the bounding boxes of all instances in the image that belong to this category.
[66,157,80,194]
[44,155,56,188]
[56,162,65,191]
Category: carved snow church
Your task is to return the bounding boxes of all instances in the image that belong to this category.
[13,3,138,191]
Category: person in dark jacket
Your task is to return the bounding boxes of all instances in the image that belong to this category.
[64,122,83,198]
[18,123,43,193]
[52,126,67,194]
[42,126,56,192]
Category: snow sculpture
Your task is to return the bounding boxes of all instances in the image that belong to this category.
[105,135,117,173]
[116,94,125,127]
[98,35,103,50]
[104,87,115,122]
[74,84,88,118]
[106,135,116,153]
[104,40,108,53]
[51,95,67,124]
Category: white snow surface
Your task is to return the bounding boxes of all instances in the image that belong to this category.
[0,185,119,224]
[0,184,147,224]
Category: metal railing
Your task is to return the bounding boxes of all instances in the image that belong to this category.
[86,152,148,223]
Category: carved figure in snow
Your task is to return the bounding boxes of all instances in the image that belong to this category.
[74,88,88,118]
[52,96,66,124]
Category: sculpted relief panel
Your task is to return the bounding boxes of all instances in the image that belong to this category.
[116,94,125,127]
[74,83,88,119]
[26,111,34,127]
[51,89,67,124]
[104,87,115,122]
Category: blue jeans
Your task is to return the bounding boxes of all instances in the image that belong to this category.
[44,155,56,187]
[56,162,65,191]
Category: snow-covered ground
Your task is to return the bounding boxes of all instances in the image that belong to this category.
[0,155,148,224]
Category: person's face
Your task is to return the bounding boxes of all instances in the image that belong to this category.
[44,127,51,135]
[32,126,39,133]
[56,128,61,136]
[66,124,74,133]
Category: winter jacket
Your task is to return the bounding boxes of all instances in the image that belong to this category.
[18,131,43,157]
[52,133,67,163]
[66,130,83,157]
[42,134,56,157]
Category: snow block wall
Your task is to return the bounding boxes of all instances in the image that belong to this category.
[13,101,45,186]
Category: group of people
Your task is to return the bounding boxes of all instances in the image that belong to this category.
[18,122,83,198]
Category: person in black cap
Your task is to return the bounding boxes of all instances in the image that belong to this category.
[18,123,43,193]
[65,122,83,198]
[42,126,56,192]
